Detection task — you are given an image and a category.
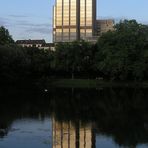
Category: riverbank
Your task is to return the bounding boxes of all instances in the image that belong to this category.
[44,79,148,88]
[2,78,148,89]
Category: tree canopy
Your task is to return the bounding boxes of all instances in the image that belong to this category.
[1,21,148,82]
[0,26,14,45]
[54,40,97,78]
[96,20,148,80]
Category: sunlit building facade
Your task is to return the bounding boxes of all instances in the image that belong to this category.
[53,0,96,42]
[96,19,114,36]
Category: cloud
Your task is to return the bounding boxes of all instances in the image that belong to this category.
[8,15,29,18]
[0,15,52,33]
[14,20,52,35]
[0,17,11,26]
[0,20,6,26]
[0,14,52,42]
[16,21,52,28]
[26,27,52,34]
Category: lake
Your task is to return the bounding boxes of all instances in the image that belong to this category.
[0,86,148,148]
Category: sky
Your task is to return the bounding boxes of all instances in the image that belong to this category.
[0,0,148,43]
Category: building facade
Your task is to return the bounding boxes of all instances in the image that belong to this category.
[16,39,46,48]
[53,0,96,42]
[16,39,55,51]
[96,19,114,36]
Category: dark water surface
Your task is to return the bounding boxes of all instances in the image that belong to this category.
[0,86,148,148]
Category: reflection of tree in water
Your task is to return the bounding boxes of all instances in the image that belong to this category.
[1,86,148,147]
[0,124,9,138]
[0,85,51,138]
[97,88,148,148]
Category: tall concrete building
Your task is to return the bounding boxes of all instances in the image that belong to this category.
[53,0,96,42]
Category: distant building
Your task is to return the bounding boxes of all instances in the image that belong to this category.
[39,43,55,51]
[16,39,55,51]
[96,19,114,36]
[16,39,46,48]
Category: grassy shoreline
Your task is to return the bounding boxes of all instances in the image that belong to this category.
[45,79,148,88]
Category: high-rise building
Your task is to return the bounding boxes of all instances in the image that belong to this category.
[53,0,96,42]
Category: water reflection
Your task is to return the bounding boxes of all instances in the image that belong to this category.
[52,118,95,148]
[0,86,148,148]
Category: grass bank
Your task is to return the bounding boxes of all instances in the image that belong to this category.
[46,79,148,88]
[51,79,98,88]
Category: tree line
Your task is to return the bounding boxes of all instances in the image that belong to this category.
[0,20,148,83]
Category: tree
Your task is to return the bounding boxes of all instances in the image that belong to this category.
[54,40,97,79]
[25,47,52,77]
[96,20,148,81]
[0,26,14,45]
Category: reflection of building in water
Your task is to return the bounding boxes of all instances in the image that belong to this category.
[52,118,95,148]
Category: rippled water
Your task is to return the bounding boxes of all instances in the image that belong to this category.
[0,86,148,148]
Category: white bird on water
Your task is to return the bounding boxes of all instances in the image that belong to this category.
[44,89,48,92]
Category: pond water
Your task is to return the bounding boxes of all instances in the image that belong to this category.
[0,86,148,148]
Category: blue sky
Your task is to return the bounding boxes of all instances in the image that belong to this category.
[0,0,148,42]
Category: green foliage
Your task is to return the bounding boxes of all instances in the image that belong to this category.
[96,20,148,81]
[0,45,28,81]
[24,47,52,76]
[0,26,53,83]
[1,21,148,82]
[54,40,97,78]
[0,26,14,45]
[51,20,148,80]
[0,45,52,83]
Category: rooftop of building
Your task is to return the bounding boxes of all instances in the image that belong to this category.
[96,19,115,24]
[16,39,46,44]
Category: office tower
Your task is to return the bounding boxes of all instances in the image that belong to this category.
[53,0,96,42]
